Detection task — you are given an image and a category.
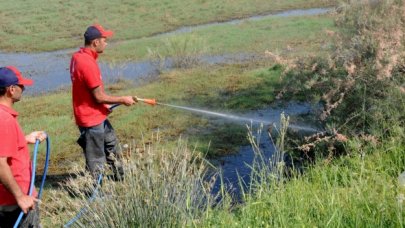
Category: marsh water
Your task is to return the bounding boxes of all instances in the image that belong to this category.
[0,8,331,95]
[198,102,321,198]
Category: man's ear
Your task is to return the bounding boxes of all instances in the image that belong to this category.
[93,38,101,47]
[8,85,15,95]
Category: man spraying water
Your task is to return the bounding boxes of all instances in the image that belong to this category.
[70,24,137,181]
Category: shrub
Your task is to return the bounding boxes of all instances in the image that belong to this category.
[278,0,405,161]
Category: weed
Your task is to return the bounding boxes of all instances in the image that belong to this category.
[44,137,216,227]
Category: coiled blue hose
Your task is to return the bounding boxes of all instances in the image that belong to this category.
[14,135,51,228]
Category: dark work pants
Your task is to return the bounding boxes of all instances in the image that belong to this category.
[77,119,124,180]
[0,203,40,228]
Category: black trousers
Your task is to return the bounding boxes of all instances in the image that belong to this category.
[77,119,124,180]
[0,204,40,228]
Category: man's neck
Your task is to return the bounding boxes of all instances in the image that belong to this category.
[84,45,97,52]
[0,97,13,108]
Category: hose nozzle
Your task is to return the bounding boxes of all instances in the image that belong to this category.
[135,97,157,106]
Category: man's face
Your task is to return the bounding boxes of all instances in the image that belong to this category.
[94,37,108,53]
[9,84,24,102]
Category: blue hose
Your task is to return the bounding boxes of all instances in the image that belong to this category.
[14,135,51,228]
[109,104,121,110]
[64,104,118,227]
[39,137,51,198]
[64,173,103,228]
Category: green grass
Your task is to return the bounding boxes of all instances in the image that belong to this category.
[7,1,404,227]
[40,104,405,227]
[201,130,405,227]
[0,0,337,52]
[15,61,284,173]
[106,14,336,61]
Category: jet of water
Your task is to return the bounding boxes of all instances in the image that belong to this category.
[158,102,272,124]
[157,102,321,133]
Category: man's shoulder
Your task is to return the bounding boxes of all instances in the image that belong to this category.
[0,109,16,128]
[72,50,91,61]
[0,106,14,119]
[71,51,97,69]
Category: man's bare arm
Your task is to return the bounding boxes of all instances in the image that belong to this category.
[0,157,37,213]
[91,86,136,106]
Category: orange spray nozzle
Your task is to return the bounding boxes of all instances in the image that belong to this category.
[136,97,157,106]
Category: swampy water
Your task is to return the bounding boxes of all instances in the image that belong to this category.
[0,8,331,95]
[203,102,321,198]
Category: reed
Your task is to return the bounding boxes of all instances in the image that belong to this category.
[44,135,217,227]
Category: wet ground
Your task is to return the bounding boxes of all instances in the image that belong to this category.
[0,8,332,95]
[2,7,330,199]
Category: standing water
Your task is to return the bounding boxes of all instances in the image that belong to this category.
[0,8,332,95]
[154,101,321,198]
[169,102,322,199]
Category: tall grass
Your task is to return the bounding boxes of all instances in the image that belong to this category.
[147,35,207,70]
[200,113,405,227]
[44,136,216,227]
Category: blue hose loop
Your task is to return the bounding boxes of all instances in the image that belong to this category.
[64,173,103,228]
[109,103,121,110]
[14,134,51,228]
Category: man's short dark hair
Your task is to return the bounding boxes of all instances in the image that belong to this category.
[0,87,7,96]
[84,38,93,46]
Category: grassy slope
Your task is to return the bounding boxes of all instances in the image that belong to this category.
[0,0,336,52]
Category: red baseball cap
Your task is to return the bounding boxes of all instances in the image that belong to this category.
[84,24,114,41]
[0,66,33,87]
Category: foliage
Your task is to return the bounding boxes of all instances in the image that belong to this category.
[147,35,207,70]
[278,0,405,160]
[202,131,405,227]
[44,137,216,227]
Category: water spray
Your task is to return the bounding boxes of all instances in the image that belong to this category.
[115,97,273,124]
[157,102,274,125]
[111,97,319,133]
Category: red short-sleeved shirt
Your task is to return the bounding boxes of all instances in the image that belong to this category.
[70,48,109,127]
[0,104,36,206]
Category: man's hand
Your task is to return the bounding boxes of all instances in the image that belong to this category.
[16,194,38,214]
[121,96,136,106]
[0,157,38,214]
[25,131,47,144]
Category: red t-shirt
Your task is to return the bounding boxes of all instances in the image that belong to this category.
[70,48,109,127]
[0,104,36,205]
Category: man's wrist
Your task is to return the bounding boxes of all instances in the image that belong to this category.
[14,190,24,199]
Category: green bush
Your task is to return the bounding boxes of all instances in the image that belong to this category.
[278,0,405,160]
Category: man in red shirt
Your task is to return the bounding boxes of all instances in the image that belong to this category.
[70,24,136,181]
[0,66,47,227]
